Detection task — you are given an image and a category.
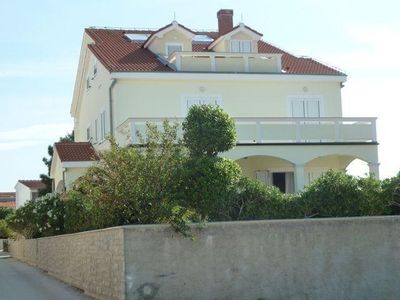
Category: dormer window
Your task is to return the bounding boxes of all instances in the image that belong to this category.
[166,43,183,57]
[230,40,252,53]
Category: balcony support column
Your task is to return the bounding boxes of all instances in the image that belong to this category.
[294,163,305,192]
[368,162,380,179]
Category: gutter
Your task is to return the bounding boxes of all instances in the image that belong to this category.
[109,79,117,137]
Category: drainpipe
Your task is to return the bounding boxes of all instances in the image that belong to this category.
[109,79,117,137]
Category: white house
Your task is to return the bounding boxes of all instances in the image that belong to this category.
[15,180,45,208]
[53,9,379,193]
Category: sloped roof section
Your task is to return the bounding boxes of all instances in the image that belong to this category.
[0,192,16,208]
[55,142,99,162]
[85,26,345,76]
[19,180,46,190]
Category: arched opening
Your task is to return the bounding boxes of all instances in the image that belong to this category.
[236,155,295,193]
[305,155,372,186]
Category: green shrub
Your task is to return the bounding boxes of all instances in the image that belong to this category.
[381,172,400,215]
[183,105,236,157]
[70,121,187,229]
[178,157,242,221]
[63,191,96,233]
[0,207,14,220]
[7,194,65,238]
[298,170,388,218]
[0,220,12,239]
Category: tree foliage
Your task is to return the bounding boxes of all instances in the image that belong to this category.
[39,132,74,196]
[183,105,236,157]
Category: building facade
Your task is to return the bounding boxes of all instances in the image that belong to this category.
[55,9,379,193]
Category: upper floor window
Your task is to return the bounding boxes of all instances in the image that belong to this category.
[166,43,183,57]
[86,126,91,141]
[290,97,322,118]
[182,95,222,115]
[230,40,252,53]
[93,58,98,77]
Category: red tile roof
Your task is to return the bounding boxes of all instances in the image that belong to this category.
[0,192,16,208]
[18,180,46,190]
[85,26,345,76]
[54,142,99,162]
[0,192,15,198]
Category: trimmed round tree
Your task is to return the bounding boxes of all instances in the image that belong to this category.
[182,105,236,157]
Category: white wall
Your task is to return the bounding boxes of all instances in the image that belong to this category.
[15,182,32,208]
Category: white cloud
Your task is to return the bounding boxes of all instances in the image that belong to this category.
[0,59,76,79]
[325,24,400,72]
[0,122,73,151]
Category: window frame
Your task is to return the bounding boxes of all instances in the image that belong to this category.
[288,96,324,118]
[181,94,223,116]
[165,43,184,57]
[230,40,252,53]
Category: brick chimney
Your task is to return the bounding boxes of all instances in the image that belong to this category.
[217,9,234,36]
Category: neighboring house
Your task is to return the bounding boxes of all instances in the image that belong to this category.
[15,180,45,208]
[0,193,16,209]
[54,8,379,193]
[50,142,99,193]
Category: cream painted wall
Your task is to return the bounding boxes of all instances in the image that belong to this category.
[74,51,112,150]
[65,168,88,190]
[113,78,342,128]
[148,30,192,57]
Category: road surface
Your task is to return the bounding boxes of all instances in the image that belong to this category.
[0,253,91,300]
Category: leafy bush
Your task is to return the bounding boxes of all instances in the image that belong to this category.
[183,105,236,157]
[70,121,187,229]
[0,207,14,220]
[178,157,242,221]
[228,176,294,220]
[7,194,65,238]
[298,170,388,218]
[63,191,96,233]
[381,172,400,215]
[0,220,12,239]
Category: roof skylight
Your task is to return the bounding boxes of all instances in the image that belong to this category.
[192,35,214,42]
[125,33,150,42]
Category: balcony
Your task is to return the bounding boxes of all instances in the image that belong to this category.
[168,52,283,73]
[116,117,377,146]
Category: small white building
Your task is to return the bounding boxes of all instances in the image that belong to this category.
[14,180,45,208]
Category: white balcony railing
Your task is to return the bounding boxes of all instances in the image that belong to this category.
[168,52,283,73]
[116,117,377,146]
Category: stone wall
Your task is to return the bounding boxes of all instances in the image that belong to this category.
[10,228,125,300]
[9,216,400,300]
[123,216,400,300]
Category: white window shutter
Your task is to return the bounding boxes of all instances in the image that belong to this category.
[241,41,252,53]
[231,40,240,52]
[255,171,269,185]
[291,101,305,117]
[306,100,320,117]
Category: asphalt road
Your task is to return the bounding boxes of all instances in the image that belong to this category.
[0,253,91,300]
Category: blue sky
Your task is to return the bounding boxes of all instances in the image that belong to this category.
[1,0,399,191]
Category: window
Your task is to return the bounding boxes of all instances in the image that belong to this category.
[182,95,223,115]
[94,119,99,142]
[86,126,91,141]
[100,111,106,141]
[230,40,252,53]
[166,43,183,57]
[93,58,98,77]
[290,97,321,118]
[86,76,91,90]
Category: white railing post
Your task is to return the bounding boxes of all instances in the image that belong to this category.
[295,120,301,143]
[371,119,377,142]
[130,120,137,144]
[210,54,216,72]
[176,54,182,71]
[244,56,249,72]
[256,121,262,143]
[334,120,341,142]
